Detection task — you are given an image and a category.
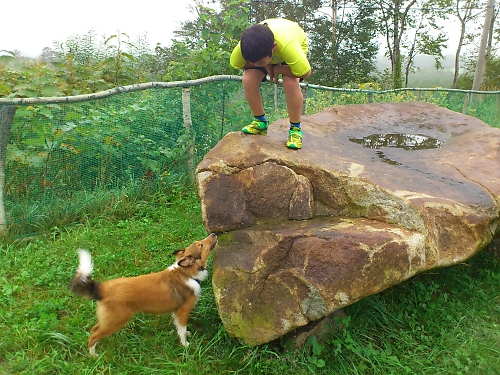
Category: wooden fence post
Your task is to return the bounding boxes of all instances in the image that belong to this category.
[462,93,470,114]
[0,105,16,235]
[182,87,195,184]
[495,94,500,126]
[274,84,278,113]
[301,84,308,115]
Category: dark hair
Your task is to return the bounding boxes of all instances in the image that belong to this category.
[240,24,275,63]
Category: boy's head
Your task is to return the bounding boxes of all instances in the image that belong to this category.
[240,24,275,63]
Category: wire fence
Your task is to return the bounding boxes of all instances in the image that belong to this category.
[1,75,499,237]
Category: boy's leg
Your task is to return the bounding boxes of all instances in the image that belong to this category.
[283,76,303,149]
[282,75,303,123]
[241,68,268,135]
[242,68,267,117]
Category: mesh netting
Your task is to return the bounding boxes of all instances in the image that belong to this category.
[1,77,499,236]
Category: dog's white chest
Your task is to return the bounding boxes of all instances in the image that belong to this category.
[186,278,202,297]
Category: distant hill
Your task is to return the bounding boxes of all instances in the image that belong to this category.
[377,54,458,88]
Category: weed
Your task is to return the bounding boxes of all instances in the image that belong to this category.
[305,335,326,368]
[1,190,499,374]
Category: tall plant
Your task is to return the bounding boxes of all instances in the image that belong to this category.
[162,0,250,81]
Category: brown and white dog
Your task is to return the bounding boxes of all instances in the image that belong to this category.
[70,233,217,356]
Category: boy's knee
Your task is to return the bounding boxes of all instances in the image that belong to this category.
[243,78,265,91]
[282,77,301,91]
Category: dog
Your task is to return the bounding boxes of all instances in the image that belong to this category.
[70,233,217,356]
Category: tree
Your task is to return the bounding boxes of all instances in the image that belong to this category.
[456,1,499,90]
[162,0,250,81]
[368,0,450,88]
[484,1,499,70]
[248,0,283,21]
[248,0,323,24]
[309,2,379,87]
[401,2,448,87]
[40,47,59,64]
[248,0,379,86]
[449,0,485,88]
[471,0,495,92]
[129,33,161,82]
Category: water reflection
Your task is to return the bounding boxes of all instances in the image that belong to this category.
[349,133,444,165]
[349,133,444,150]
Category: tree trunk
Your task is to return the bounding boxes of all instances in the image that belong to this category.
[0,106,16,234]
[452,19,466,89]
[472,0,495,93]
[485,4,497,58]
[331,0,338,83]
[392,1,401,88]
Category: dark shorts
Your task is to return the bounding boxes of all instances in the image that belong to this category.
[244,65,304,82]
[244,66,268,82]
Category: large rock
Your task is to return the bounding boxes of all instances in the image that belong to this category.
[195,102,500,345]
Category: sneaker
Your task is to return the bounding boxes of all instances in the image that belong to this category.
[242,120,268,135]
[286,127,302,149]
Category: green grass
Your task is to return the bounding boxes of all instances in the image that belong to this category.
[1,191,500,374]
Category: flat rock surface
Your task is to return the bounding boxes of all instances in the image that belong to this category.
[196,102,500,345]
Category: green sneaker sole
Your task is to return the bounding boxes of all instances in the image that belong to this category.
[242,127,268,135]
[242,120,268,135]
[286,142,302,149]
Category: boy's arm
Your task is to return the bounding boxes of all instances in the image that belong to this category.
[272,64,311,81]
[230,43,246,69]
[279,38,311,78]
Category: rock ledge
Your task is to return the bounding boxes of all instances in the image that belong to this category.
[196,102,500,345]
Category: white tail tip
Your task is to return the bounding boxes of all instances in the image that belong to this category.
[76,249,93,277]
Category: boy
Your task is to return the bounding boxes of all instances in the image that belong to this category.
[230,19,312,149]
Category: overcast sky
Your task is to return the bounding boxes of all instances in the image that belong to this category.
[1,1,196,57]
[2,1,466,59]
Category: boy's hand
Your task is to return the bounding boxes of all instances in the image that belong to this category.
[266,65,279,83]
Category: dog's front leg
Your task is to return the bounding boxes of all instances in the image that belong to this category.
[172,296,198,346]
[172,311,189,346]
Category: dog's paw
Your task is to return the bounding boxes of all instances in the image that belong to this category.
[89,346,98,357]
[186,330,192,337]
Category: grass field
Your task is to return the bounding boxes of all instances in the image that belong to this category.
[1,191,499,375]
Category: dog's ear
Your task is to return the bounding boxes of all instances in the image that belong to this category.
[178,256,196,267]
[173,249,184,256]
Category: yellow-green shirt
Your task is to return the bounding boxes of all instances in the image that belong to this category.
[230,19,310,77]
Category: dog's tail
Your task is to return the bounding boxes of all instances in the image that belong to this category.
[70,249,101,300]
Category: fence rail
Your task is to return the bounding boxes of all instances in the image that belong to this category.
[0,76,243,105]
[0,76,499,237]
[2,75,500,106]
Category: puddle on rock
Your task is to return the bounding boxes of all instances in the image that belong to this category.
[349,133,444,150]
[349,133,444,165]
